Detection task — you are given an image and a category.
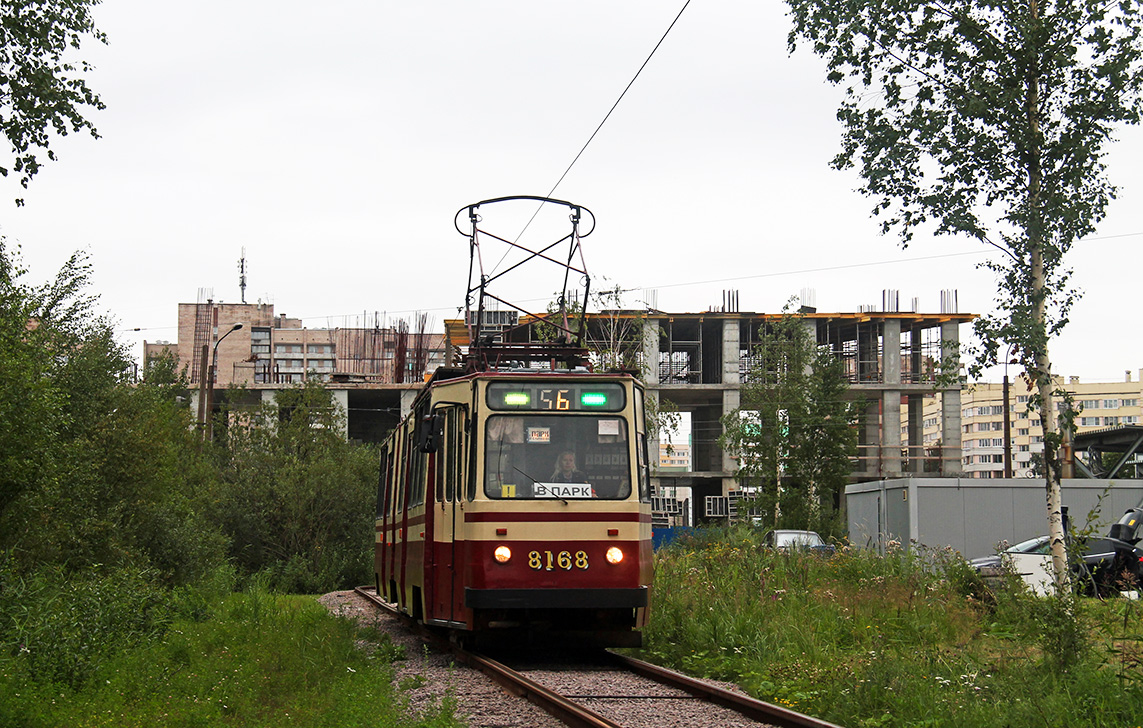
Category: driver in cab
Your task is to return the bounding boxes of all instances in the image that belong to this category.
[551,451,586,483]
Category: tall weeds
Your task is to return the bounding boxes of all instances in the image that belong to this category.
[643,526,1143,727]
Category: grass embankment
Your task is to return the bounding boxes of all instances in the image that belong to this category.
[0,581,461,728]
[642,529,1143,728]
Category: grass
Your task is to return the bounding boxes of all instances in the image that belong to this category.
[639,527,1143,728]
[0,588,463,728]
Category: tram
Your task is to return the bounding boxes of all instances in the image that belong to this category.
[375,195,653,646]
[374,365,654,646]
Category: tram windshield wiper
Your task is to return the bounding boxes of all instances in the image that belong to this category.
[512,466,567,504]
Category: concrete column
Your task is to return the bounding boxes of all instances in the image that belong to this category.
[641,319,662,487]
[721,318,741,482]
[722,318,740,386]
[940,320,963,474]
[802,319,817,375]
[881,319,903,476]
[882,390,902,476]
[330,388,349,440]
[260,389,278,434]
[882,319,901,385]
[862,400,881,476]
[908,394,924,473]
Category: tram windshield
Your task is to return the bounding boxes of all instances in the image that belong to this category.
[484,415,632,500]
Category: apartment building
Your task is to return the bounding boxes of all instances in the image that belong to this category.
[145,299,447,442]
[163,301,445,387]
[927,371,1143,478]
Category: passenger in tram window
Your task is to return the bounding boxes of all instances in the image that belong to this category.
[550,450,586,483]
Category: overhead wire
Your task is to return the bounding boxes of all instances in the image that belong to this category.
[493,0,694,276]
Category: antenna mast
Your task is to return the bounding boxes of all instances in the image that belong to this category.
[238,248,248,304]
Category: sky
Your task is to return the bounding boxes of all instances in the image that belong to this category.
[4,0,1141,383]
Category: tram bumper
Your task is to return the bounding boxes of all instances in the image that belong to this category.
[465,586,648,609]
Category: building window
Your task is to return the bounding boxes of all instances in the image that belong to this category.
[1081,399,1100,409]
[1103,399,1120,409]
[1124,415,1140,424]
[1122,399,1138,408]
[1080,417,1100,427]
[1018,428,1029,436]
[1104,417,1119,426]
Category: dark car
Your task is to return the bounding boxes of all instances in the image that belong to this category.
[972,508,1143,595]
[763,529,837,556]
[1081,508,1143,594]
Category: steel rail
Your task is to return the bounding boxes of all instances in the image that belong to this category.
[353,587,619,727]
[606,651,845,728]
[353,586,841,728]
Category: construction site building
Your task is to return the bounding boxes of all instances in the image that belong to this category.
[447,293,976,526]
[149,300,446,442]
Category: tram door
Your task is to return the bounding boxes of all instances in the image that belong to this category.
[431,407,465,625]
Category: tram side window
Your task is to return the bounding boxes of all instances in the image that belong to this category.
[637,435,650,502]
[634,389,651,502]
[466,416,477,502]
[393,432,407,514]
[376,446,390,518]
[444,409,462,502]
[435,414,445,503]
[408,429,426,508]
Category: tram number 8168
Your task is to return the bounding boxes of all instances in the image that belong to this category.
[529,550,589,571]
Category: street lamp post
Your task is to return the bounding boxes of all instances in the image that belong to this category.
[204,323,243,441]
[1003,343,1016,478]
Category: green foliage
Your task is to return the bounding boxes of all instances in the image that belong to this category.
[0,247,431,723]
[0,590,463,728]
[644,530,1143,727]
[210,380,379,592]
[0,242,227,584]
[721,305,857,535]
[0,559,178,690]
[0,0,108,205]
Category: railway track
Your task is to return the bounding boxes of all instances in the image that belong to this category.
[353,586,842,728]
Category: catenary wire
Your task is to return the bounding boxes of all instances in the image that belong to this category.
[491,0,693,277]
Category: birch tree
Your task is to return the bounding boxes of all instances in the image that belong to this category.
[786,0,1143,595]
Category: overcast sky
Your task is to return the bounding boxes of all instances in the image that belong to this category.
[4,0,1141,382]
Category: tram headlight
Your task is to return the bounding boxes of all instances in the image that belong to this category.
[605,546,624,565]
[494,545,512,563]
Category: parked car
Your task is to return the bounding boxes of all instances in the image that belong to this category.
[763,529,836,556]
[971,508,1143,595]
[969,535,1051,572]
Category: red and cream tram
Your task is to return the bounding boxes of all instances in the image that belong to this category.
[374,367,654,646]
